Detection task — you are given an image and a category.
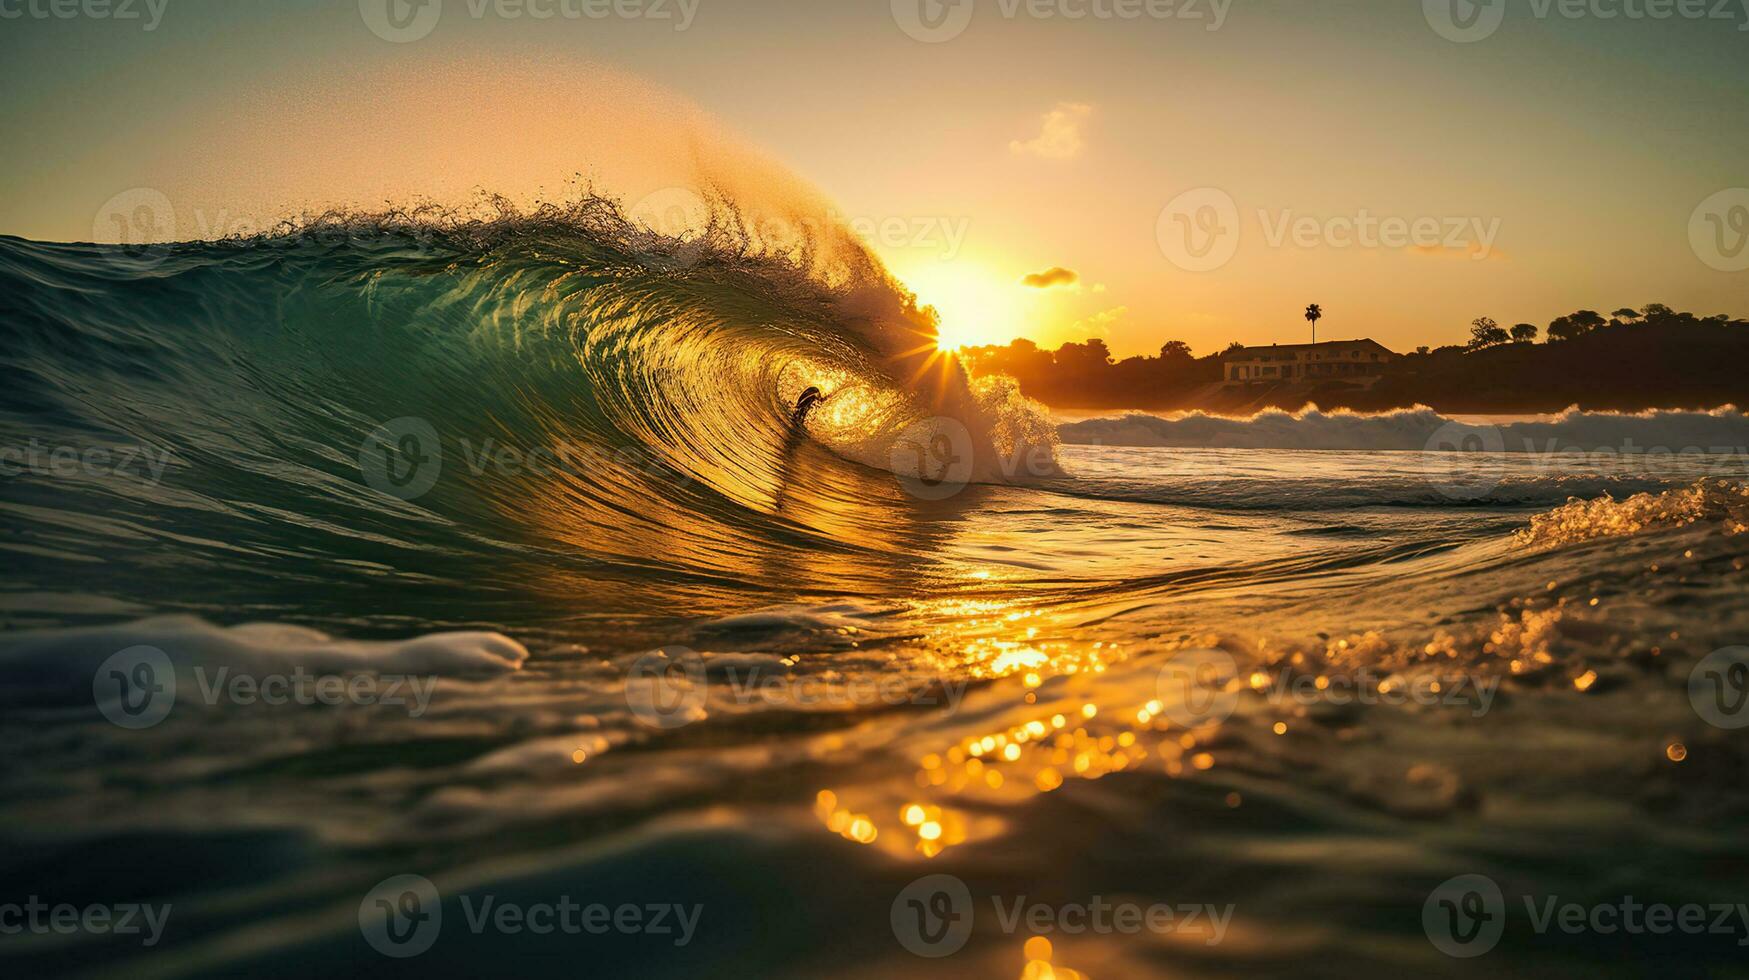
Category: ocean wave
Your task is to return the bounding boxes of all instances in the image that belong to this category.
[0,197,1056,626]
[1513,478,1749,550]
[1058,404,1749,453]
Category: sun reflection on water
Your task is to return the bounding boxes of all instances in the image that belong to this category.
[810,593,1243,865]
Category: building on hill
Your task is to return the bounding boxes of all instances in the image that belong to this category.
[1222,338,1399,385]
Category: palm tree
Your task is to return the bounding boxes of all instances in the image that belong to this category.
[1304,304,1322,343]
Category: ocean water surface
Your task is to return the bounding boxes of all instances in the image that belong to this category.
[3,219,1748,978]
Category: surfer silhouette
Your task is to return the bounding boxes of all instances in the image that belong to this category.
[790,386,824,426]
[771,386,826,514]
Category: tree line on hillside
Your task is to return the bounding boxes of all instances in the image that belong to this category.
[956,303,1748,410]
[956,337,1227,407]
[1463,303,1733,348]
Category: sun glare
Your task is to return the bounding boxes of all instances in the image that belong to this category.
[892,260,1028,352]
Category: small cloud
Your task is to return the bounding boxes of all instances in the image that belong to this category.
[1021,266,1079,289]
[1010,102,1092,160]
[1073,305,1128,336]
[1092,283,1107,293]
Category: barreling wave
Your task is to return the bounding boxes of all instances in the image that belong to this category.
[0,193,1055,630]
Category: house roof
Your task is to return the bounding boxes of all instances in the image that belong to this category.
[1227,338,1397,357]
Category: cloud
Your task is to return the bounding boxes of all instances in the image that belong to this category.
[1073,306,1128,336]
[1021,266,1079,289]
[1010,102,1092,159]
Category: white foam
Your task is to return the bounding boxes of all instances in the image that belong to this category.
[1059,404,1749,453]
[1,614,527,706]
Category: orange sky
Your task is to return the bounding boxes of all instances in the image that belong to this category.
[1,1,1744,357]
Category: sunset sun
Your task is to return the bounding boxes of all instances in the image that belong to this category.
[894,260,1028,352]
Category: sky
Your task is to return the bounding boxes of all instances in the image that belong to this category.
[1,0,1745,357]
